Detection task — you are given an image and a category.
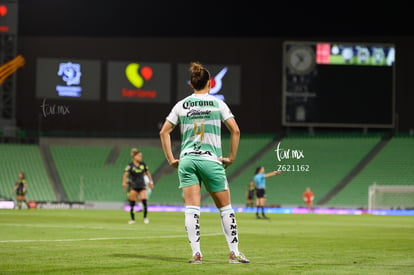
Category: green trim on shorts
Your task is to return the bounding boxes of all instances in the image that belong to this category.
[178,157,229,193]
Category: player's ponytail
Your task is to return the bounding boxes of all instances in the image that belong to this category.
[189,61,210,91]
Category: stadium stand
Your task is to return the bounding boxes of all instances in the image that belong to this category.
[149,172,183,205]
[227,133,383,207]
[49,145,113,202]
[49,144,166,202]
[328,135,414,208]
[0,144,56,202]
[221,134,276,176]
[2,134,412,210]
[114,146,166,175]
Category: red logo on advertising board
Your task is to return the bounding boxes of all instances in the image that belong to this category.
[122,63,157,98]
[0,5,9,32]
[0,5,7,17]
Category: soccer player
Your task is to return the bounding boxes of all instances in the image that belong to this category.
[253,166,281,219]
[13,172,29,209]
[159,62,250,264]
[122,148,154,224]
[137,175,153,212]
[302,187,314,212]
[245,181,256,207]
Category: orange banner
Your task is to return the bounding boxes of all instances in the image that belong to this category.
[0,55,25,85]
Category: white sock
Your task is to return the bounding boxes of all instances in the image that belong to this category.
[219,204,239,255]
[185,205,201,256]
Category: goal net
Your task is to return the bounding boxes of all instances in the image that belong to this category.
[368,184,414,211]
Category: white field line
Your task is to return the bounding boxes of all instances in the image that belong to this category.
[0,223,222,243]
[1,223,131,230]
[0,233,222,243]
[1,223,193,232]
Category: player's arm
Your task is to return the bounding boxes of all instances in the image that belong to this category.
[145,171,154,190]
[159,120,179,168]
[122,171,129,192]
[220,117,240,168]
[265,170,282,178]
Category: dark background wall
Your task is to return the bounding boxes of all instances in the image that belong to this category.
[13,0,414,137]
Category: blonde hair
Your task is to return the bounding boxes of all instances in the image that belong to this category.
[130,148,139,157]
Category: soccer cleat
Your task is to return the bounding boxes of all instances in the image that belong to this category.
[143,218,149,224]
[229,251,250,264]
[262,215,269,219]
[128,220,136,224]
[256,214,262,219]
[188,252,202,264]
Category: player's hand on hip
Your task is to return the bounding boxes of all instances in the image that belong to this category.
[169,159,179,169]
[219,157,233,168]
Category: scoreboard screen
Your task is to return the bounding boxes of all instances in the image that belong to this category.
[282,41,395,128]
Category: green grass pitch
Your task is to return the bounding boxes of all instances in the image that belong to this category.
[1,209,413,274]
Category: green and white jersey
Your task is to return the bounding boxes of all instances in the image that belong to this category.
[166,93,234,163]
